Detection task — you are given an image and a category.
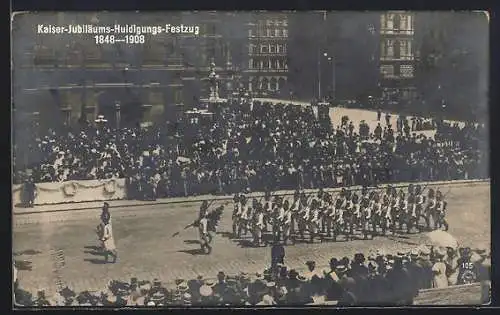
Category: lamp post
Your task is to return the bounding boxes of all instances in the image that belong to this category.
[115,102,121,129]
[318,51,328,101]
[322,52,335,102]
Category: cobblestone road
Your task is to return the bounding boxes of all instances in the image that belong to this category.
[13,182,490,298]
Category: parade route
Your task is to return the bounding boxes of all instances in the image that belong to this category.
[13,181,490,298]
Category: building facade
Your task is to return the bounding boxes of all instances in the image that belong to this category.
[378,11,417,105]
[13,12,187,131]
[243,12,289,97]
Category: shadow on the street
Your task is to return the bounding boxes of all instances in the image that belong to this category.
[14,260,33,271]
[84,245,101,251]
[183,240,200,245]
[177,249,205,256]
[84,258,108,264]
[13,249,42,256]
[84,250,106,256]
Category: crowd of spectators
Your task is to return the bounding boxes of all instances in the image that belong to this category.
[13,100,488,201]
[15,245,490,306]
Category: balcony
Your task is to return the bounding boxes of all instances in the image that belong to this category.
[380,28,414,36]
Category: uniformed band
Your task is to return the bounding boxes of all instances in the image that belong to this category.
[231,184,449,246]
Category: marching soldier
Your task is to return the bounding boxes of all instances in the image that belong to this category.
[323,195,334,239]
[298,196,311,241]
[361,194,372,239]
[252,204,265,247]
[372,193,383,235]
[398,191,409,233]
[351,193,362,231]
[407,187,418,233]
[435,192,449,231]
[309,200,322,243]
[289,190,301,235]
[239,195,250,237]
[426,188,437,230]
[333,197,345,242]
[199,212,212,254]
[263,191,273,232]
[101,216,118,263]
[415,185,427,231]
[282,200,293,245]
[232,194,241,238]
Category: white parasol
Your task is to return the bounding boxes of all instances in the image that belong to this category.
[424,230,459,249]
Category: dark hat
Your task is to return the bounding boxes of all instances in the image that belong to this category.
[354,253,365,263]
[306,260,316,267]
[103,202,109,207]
[330,257,339,267]
[217,271,226,279]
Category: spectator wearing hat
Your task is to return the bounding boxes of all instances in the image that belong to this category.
[199,279,217,305]
[444,247,459,286]
[33,290,51,306]
[432,247,449,288]
[214,271,228,299]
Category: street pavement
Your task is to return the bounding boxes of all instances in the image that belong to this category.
[13,182,490,299]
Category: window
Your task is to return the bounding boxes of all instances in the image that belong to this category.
[149,91,163,104]
[266,28,272,37]
[266,20,272,26]
[386,14,394,30]
[248,29,253,37]
[380,65,394,78]
[269,45,275,53]
[386,40,394,58]
[400,64,414,78]
[260,45,268,53]
[249,44,255,54]
[249,58,253,69]
[268,60,272,69]
[174,89,182,103]
[282,29,288,37]
[400,15,407,31]
[276,44,281,53]
[275,28,280,37]
[283,20,288,26]
[282,44,287,53]
[400,40,412,59]
[284,60,288,70]
[276,59,281,69]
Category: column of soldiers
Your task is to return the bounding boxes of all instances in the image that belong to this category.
[231,185,449,246]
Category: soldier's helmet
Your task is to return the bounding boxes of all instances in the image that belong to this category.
[318,188,324,198]
[428,188,435,198]
[294,190,300,199]
[201,200,209,208]
[352,193,359,203]
[415,185,422,194]
[341,187,347,196]
[408,184,414,194]
[283,200,290,210]
[386,185,392,194]
[233,194,240,202]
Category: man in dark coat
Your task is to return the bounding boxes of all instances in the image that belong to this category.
[271,242,285,270]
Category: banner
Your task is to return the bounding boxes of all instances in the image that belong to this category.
[12,179,127,206]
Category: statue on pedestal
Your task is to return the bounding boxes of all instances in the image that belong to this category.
[208,62,220,101]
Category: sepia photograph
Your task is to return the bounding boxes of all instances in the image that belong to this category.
[11,11,490,307]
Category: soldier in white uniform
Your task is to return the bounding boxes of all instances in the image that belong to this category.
[289,191,301,235]
[199,214,212,254]
[232,194,241,238]
[252,205,265,246]
[101,217,117,263]
[434,193,448,231]
[238,195,249,237]
[426,189,437,230]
